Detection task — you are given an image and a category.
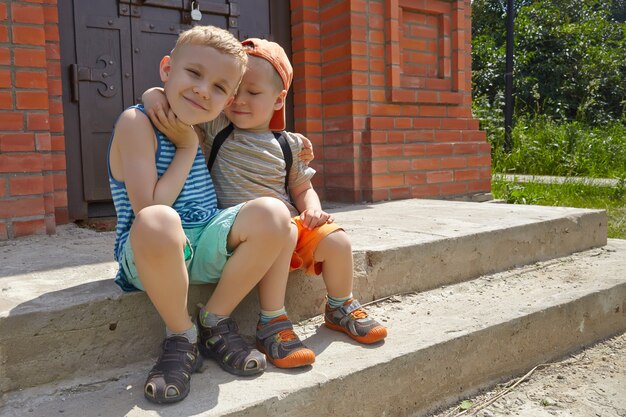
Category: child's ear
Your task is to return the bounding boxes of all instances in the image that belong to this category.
[159,56,172,82]
[225,94,236,108]
[274,89,287,111]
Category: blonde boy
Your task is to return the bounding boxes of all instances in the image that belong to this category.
[108,27,295,404]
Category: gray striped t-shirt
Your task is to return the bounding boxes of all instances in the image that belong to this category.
[200,113,315,217]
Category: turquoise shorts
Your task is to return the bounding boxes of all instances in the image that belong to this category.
[120,203,243,291]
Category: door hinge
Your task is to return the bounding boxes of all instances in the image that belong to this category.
[69,55,118,102]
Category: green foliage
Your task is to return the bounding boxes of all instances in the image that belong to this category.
[472,0,626,124]
[473,94,505,147]
[611,176,626,200]
[474,1,626,241]
[610,0,626,22]
[497,181,544,204]
[473,1,626,178]
[489,116,626,178]
[459,400,474,411]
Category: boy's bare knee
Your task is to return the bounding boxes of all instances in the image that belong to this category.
[315,230,351,261]
[246,197,291,234]
[131,205,184,252]
[229,198,291,249]
[326,230,351,249]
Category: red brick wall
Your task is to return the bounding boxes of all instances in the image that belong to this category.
[0,0,490,240]
[0,0,65,239]
[290,0,490,202]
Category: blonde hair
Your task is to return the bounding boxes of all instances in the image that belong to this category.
[172,25,248,79]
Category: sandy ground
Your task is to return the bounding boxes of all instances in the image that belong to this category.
[429,331,626,417]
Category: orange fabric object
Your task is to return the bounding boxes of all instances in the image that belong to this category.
[289,216,342,275]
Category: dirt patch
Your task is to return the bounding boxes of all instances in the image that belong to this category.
[430,331,626,417]
[75,217,117,232]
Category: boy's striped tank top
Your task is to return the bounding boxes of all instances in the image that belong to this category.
[108,104,219,291]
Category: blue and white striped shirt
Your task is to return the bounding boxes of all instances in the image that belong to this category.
[108,104,219,291]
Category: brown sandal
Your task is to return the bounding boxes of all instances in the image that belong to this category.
[144,336,203,404]
[197,313,266,376]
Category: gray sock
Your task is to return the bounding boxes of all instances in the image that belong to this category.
[166,323,197,344]
[199,307,229,328]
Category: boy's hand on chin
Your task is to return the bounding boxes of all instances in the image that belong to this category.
[149,107,198,149]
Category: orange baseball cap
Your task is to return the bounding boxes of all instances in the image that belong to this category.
[242,38,293,131]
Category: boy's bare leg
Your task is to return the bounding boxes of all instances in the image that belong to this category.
[314,230,354,298]
[257,223,297,311]
[130,205,192,333]
[254,222,315,369]
[316,230,388,344]
[204,197,292,315]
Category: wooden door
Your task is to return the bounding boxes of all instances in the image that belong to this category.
[60,0,289,219]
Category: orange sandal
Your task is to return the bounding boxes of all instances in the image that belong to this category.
[324,299,387,344]
[256,315,315,368]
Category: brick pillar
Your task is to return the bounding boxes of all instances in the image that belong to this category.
[0,0,65,239]
[290,0,326,196]
[43,0,67,226]
[290,0,491,203]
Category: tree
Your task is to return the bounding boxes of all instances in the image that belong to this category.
[472,0,626,124]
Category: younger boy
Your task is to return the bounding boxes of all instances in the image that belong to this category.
[144,38,387,368]
[108,27,297,404]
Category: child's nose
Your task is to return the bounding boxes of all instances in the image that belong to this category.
[194,85,210,100]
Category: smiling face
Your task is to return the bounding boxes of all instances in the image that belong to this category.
[160,44,243,125]
[224,56,286,133]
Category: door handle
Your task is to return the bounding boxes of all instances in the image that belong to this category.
[69,63,79,102]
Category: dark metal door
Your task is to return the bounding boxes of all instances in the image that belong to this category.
[70,1,134,203]
[60,0,288,219]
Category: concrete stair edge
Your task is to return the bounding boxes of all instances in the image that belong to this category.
[1,240,625,417]
[0,205,608,394]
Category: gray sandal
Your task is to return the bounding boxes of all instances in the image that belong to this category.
[196,313,266,376]
[144,336,203,404]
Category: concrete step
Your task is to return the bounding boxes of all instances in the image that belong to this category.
[2,240,625,417]
[0,199,607,394]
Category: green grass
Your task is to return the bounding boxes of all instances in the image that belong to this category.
[492,178,626,239]
[491,117,626,178]
[480,114,626,239]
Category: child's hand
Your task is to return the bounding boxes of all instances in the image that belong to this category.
[150,107,198,150]
[300,208,333,230]
[142,87,169,114]
[295,133,314,166]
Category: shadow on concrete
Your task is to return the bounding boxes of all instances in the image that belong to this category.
[0,225,116,278]
[302,324,386,358]
[0,280,230,416]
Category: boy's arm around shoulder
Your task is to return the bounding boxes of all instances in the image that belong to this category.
[282,131,317,212]
[110,108,199,214]
[293,133,314,165]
